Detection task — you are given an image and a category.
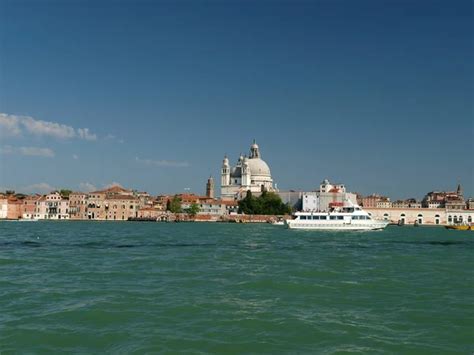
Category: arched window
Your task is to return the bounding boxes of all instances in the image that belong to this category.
[417,214,423,225]
[383,213,389,221]
[435,214,440,225]
[468,216,472,223]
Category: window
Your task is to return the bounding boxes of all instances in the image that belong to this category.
[320,216,327,220]
[337,216,343,220]
[300,216,307,220]
[330,216,337,220]
[312,216,319,220]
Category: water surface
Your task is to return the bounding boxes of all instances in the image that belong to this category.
[1,222,473,353]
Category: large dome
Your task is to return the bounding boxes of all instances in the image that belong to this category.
[247,158,271,177]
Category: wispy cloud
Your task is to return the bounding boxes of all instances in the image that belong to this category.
[135,157,190,168]
[78,182,97,192]
[0,145,55,158]
[0,113,97,140]
[21,182,56,194]
[72,154,79,160]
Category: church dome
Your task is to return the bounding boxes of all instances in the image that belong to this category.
[247,158,271,177]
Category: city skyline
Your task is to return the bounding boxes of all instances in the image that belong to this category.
[0,0,472,198]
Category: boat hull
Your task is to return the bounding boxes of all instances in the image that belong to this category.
[445,225,473,231]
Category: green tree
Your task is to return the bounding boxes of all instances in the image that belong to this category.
[168,196,182,213]
[185,202,200,216]
[59,189,73,198]
[238,190,290,215]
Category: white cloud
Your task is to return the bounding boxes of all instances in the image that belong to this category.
[77,128,97,141]
[21,182,56,194]
[0,145,55,158]
[21,116,76,139]
[78,182,97,192]
[0,113,98,141]
[0,114,21,136]
[135,156,190,168]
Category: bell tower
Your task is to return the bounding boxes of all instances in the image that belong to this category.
[221,155,230,187]
[206,176,215,198]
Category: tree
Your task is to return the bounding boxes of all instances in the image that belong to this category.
[60,189,72,198]
[238,190,291,215]
[168,196,182,213]
[185,202,200,217]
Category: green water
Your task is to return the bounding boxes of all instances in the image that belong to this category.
[0,222,473,354]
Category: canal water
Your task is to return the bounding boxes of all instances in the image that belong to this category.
[1,222,472,353]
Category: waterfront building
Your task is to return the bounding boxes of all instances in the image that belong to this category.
[87,186,139,220]
[34,192,69,220]
[69,192,89,220]
[317,179,357,212]
[221,140,276,201]
[422,184,464,208]
[361,194,390,208]
[0,194,7,219]
[20,195,41,219]
[298,180,357,212]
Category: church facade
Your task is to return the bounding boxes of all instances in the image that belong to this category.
[221,141,277,201]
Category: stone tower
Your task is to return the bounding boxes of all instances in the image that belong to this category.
[221,156,230,187]
[457,183,463,199]
[206,176,215,198]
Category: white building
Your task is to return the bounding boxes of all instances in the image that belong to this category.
[34,192,70,220]
[221,140,277,201]
[0,195,7,219]
[301,180,358,212]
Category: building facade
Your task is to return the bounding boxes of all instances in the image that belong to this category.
[35,192,70,220]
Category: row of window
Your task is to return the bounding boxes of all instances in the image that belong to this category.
[299,215,371,220]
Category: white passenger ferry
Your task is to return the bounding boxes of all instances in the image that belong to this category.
[285,203,388,231]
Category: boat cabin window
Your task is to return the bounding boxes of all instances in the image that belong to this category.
[312,215,319,220]
[300,215,307,220]
[337,216,344,220]
[330,216,337,220]
[320,216,327,220]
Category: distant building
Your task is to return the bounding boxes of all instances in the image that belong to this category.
[206,176,215,199]
[300,179,357,212]
[20,195,41,220]
[317,179,357,212]
[422,184,464,208]
[361,194,390,208]
[35,192,69,220]
[69,192,89,220]
[221,140,276,201]
[0,194,7,219]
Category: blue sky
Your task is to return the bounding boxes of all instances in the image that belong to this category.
[0,0,472,198]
